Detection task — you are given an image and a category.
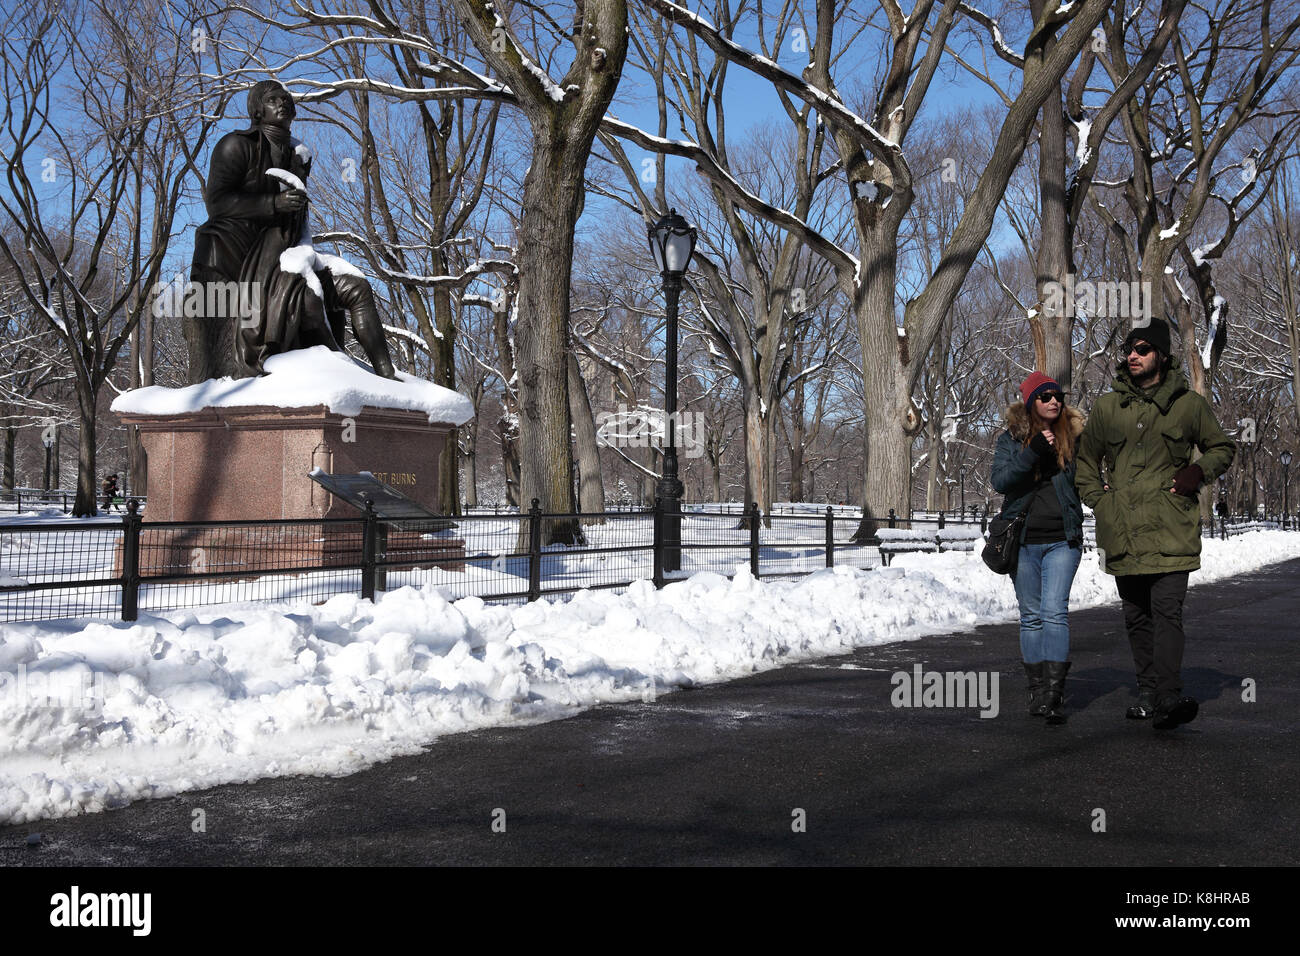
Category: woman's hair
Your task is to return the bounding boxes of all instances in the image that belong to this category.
[1023,399,1075,473]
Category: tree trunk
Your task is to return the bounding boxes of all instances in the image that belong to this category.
[2,425,14,492]
[853,249,914,539]
[432,254,461,515]
[1035,69,1076,388]
[568,352,605,523]
[497,407,520,508]
[514,136,583,544]
[72,386,98,517]
[128,321,147,497]
[740,393,771,526]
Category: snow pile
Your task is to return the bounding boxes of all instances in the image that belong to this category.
[2,530,1298,825]
[110,347,474,425]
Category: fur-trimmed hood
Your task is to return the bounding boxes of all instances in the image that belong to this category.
[1002,403,1087,442]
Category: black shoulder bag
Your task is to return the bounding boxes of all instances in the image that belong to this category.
[981,501,1029,575]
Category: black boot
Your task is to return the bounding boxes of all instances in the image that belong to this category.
[1043,661,1071,725]
[1023,662,1048,716]
[1126,686,1158,719]
[1153,693,1198,730]
[334,275,398,379]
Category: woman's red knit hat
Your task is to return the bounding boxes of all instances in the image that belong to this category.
[1019,371,1061,407]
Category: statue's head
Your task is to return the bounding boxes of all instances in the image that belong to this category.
[247,80,295,128]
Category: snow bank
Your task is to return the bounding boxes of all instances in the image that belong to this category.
[1,531,1298,825]
[110,347,474,425]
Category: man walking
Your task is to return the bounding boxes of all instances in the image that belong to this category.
[1076,318,1236,729]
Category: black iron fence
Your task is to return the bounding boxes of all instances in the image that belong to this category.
[0,489,146,514]
[3,496,1296,626]
[1,499,892,625]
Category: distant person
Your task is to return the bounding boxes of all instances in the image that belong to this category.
[992,372,1086,725]
[101,473,120,513]
[1076,318,1235,729]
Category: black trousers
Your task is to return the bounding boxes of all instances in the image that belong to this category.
[1115,572,1190,698]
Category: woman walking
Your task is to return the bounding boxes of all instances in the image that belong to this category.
[991,373,1086,724]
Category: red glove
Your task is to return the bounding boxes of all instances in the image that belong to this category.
[1171,464,1204,497]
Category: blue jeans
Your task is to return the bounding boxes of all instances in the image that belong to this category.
[1012,540,1082,662]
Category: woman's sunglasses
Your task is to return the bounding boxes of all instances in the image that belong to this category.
[1036,391,1064,405]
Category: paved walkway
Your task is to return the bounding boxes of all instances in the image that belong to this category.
[4,558,1298,866]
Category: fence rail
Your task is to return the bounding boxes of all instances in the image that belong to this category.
[1,497,1293,625]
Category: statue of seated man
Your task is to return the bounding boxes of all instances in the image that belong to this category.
[186,79,397,382]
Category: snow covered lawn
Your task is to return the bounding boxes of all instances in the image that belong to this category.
[2,531,1298,826]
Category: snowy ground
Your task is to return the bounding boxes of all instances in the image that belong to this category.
[2,529,1298,826]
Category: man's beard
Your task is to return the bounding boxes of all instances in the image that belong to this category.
[1130,362,1161,387]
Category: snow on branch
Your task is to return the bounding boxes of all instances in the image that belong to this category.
[639,0,903,162]
[957,2,1026,67]
[601,118,859,281]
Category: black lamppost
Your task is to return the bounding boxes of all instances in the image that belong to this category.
[41,428,54,492]
[959,465,966,517]
[647,209,697,572]
[1282,451,1293,530]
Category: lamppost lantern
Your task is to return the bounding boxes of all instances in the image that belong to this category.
[41,426,54,493]
[647,208,697,277]
[1282,451,1293,467]
[647,208,698,574]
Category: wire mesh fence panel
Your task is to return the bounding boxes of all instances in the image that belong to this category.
[0,522,124,622]
[376,513,532,602]
[829,514,885,572]
[676,508,756,575]
[755,512,836,578]
[133,519,367,614]
[537,512,654,596]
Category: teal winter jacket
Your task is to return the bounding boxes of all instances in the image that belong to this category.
[991,404,1087,547]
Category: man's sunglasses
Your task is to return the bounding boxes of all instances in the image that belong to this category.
[1122,342,1155,357]
[1036,391,1064,405]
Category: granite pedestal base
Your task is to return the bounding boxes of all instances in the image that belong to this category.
[116,404,464,583]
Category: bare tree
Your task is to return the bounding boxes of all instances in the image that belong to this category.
[0,1,224,514]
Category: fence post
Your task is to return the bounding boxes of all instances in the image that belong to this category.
[360,499,377,601]
[15,490,20,513]
[888,508,896,529]
[652,496,665,588]
[527,498,542,602]
[748,500,760,578]
[937,510,945,530]
[121,499,142,622]
[825,506,835,568]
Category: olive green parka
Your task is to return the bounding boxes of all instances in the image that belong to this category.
[1075,365,1236,575]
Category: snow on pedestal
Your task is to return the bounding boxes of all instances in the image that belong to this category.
[112,348,473,523]
[112,346,474,425]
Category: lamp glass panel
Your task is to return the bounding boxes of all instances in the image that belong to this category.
[664,233,692,272]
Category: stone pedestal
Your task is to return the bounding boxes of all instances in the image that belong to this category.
[118,404,453,522]
[116,404,464,580]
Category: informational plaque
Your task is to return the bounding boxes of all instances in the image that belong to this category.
[308,470,457,532]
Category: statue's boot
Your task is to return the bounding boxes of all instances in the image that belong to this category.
[334,275,398,379]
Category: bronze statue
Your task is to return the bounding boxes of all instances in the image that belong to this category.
[186,79,396,382]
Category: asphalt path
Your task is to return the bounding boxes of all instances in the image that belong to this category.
[4,557,1298,867]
